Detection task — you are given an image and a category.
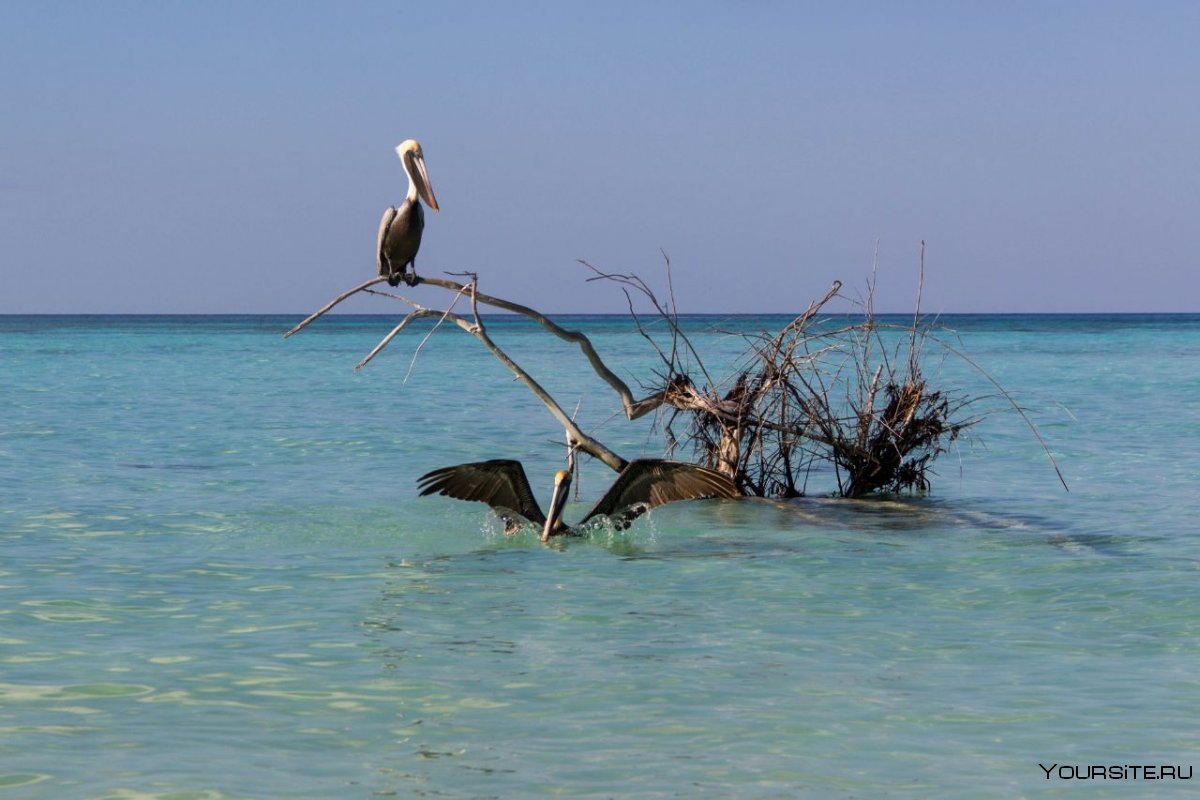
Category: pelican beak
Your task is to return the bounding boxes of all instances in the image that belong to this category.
[412,153,439,212]
[542,471,572,541]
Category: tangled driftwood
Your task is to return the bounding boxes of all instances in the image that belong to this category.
[286,250,1065,498]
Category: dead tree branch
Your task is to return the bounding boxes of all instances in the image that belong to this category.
[417,275,669,421]
[288,252,1064,499]
[293,273,628,472]
[283,276,386,338]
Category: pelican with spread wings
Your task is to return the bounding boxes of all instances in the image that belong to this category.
[417,459,739,540]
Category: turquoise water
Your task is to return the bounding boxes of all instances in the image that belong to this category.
[2,313,1198,798]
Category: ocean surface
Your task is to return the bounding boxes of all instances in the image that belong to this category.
[2,312,1198,798]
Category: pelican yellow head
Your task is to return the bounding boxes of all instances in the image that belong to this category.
[396,139,439,212]
[542,469,573,541]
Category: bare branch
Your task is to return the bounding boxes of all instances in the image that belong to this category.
[283,276,387,338]
[909,240,924,375]
[355,307,476,370]
[459,283,628,472]
[416,274,669,420]
[924,332,1070,492]
[289,257,1056,500]
[769,280,843,355]
[579,259,715,389]
[401,281,473,381]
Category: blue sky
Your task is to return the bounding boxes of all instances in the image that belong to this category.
[3,1,1198,313]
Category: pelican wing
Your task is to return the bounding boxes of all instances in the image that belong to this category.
[579,459,739,529]
[417,459,547,526]
[378,200,424,274]
[377,206,398,276]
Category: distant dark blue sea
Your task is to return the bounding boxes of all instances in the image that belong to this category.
[2,313,1198,798]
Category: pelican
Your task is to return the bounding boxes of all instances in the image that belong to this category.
[417,459,739,540]
[378,139,439,287]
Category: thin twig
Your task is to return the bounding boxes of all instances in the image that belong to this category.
[579,259,714,388]
[355,306,472,370]
[400,280,473,381]
[283,276,387,338]
[924,332,1069,492]
[909,240,924,375]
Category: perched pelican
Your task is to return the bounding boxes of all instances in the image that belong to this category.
[378,139,439,287]
[417,459,739,540]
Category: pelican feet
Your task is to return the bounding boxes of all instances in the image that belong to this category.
[383,262,401,287]
[402,270,420,287]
